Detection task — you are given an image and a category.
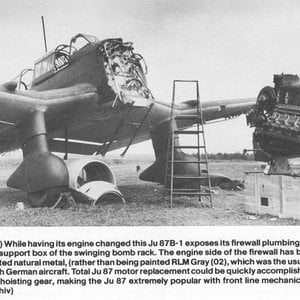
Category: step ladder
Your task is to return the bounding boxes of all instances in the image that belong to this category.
[99,102,154,156]
[164,80,213,208]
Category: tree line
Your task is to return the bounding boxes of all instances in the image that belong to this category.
[203,152,254,160]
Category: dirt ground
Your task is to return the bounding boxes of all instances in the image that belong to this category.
[0,159,299,226]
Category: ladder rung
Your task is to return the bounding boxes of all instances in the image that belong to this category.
[173,145,205,149]
[169,175,209,179]
[175,115,202,121]
[166,188,209,191]
[172,192,212,196]
[123,123,140,126]
[171,160,208,163]
[174,130,202,134]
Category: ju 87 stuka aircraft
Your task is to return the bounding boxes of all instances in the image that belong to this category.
[0,33,255,207]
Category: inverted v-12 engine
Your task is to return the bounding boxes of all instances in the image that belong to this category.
[247,73,300,174]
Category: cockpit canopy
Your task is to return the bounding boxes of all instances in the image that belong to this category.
[32,33,99,86]
[16,33,153,105]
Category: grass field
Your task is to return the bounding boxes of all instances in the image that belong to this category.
[0,158,299,226]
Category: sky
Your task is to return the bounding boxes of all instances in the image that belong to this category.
[1,0,300,154]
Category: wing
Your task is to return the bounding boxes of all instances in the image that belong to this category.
[177,98,256,122]
[48,97,256,155]
[0,82,98,153]
[0,80,255,156]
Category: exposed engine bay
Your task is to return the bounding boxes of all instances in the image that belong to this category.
[101,39,153,104]
[247,73,300,174]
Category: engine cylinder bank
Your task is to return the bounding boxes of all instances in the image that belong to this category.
[247,73,300,158]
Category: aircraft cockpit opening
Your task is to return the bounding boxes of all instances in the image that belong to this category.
[32,44,72,86]
[33,51,56,85]
[31,33,100,87]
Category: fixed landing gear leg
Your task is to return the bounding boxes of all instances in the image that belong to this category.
[7,110,69,207]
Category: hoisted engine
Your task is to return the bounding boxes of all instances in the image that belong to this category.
[247,73,300,161]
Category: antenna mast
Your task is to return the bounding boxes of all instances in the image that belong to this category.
[41,16,48,52]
